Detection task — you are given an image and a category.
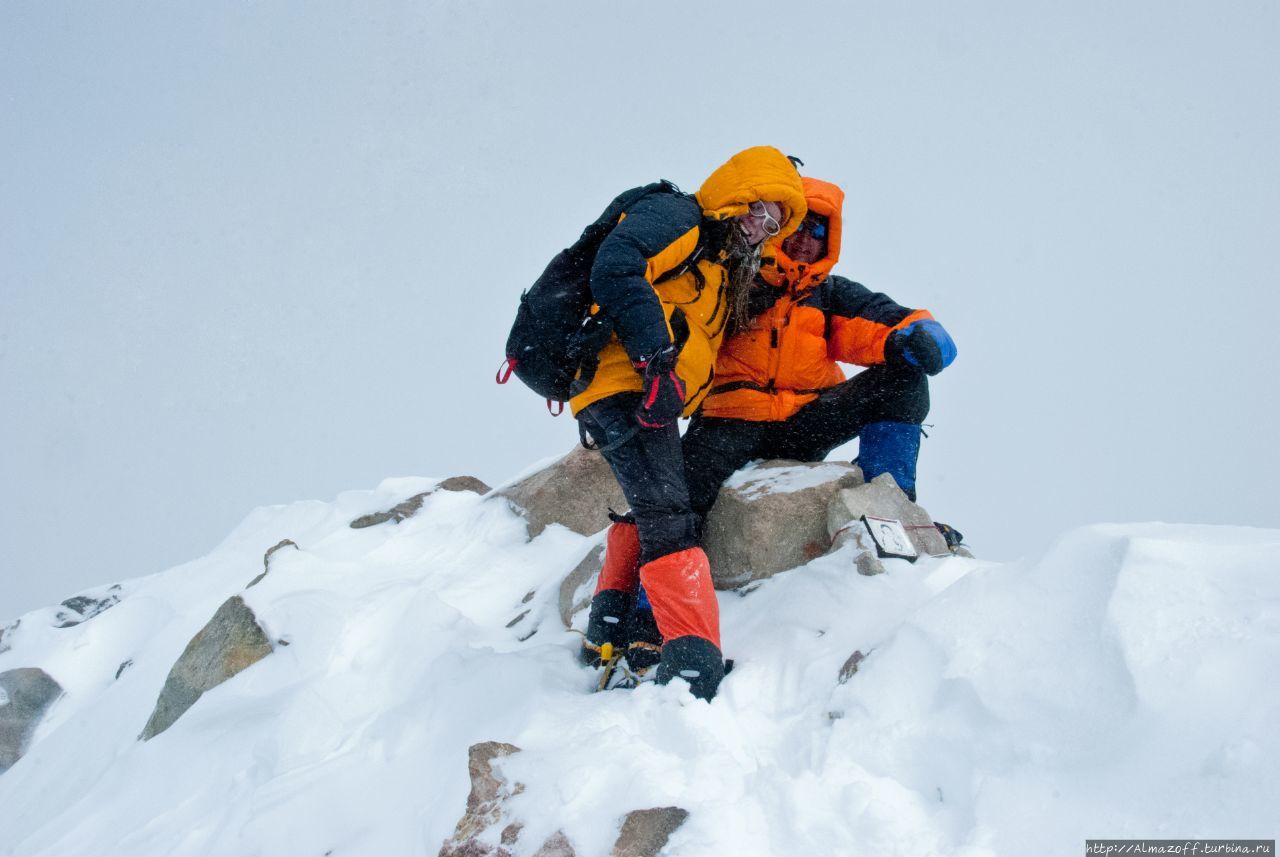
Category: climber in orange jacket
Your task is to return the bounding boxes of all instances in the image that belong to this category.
[682,176,957,523]
[575,147,806,699]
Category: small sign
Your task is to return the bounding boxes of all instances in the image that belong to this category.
[862,515,918,561]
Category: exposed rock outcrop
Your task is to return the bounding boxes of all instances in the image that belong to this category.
[439,741,575,857]
[439,743,692,857]
[0,619,18,655]
[837,650,867,684]
[52,584,124,628]
[140,596,273,741]
[494,447,624,538]
[702,461,864,588]
[351,476,491,529]
[246,538,299,588]
[0,668,64,773]
[612,807,689,857]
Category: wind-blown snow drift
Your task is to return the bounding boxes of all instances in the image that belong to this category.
[0,477,1276,856]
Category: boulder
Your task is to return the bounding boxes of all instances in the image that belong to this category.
[0,667,64,773]
[350,476,491,529]
[827,473,951,559]
[558,542,605,627]
[140,596,273,741]
[439,742,574,857]
[612,807,689,857]
[494,446,624,538]
[702,460,864,588]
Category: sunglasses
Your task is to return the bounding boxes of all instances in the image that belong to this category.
[748,201,782,237]
[795,218,828,240]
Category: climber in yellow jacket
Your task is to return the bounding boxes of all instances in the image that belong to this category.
[575,146,805,700]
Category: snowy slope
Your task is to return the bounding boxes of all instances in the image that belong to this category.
[0,477,1276,856]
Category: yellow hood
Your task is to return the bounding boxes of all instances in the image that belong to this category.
[694,146,807,242]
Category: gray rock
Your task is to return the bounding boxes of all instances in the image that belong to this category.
[247,539,299,588]
[494,446,625,538]
[53,584,124,628]
[533,831,577,857]
[829,521,886,576]
[439,475,493,496]
[0,668,64,773]
[826,474,951,558]
[351,476,491,529]
[140,596,273,741]
[559,542,605,627]
[703,460,863,588]
[837,650,867,684]
[612,807,689,857]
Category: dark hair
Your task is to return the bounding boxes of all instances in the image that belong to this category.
[702,218,763,335]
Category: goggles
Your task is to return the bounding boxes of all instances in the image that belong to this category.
[748,201,782,237]
[795,218,828,240]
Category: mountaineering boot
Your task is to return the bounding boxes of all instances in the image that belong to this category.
[581,590,635,667]
[655,636,725,701]
[933,522,965,552]
[625,591,663,671]
[857,421,923,501]
[580,516,642,667]
[639,547,724,700]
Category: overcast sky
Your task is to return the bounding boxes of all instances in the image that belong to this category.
[3,0,1278,620]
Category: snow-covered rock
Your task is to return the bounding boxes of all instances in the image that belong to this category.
[495,446,625,538]
[350,476,491,529]
[0,668,63,773]
[703,460,863,587]
[139,595,274,740]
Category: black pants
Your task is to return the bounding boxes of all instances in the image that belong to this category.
[682,365,930,519]
[577,393,700,565]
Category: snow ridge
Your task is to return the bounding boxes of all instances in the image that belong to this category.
[0,479,1277,856]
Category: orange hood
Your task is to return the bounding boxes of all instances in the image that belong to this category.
[760,176,844,294]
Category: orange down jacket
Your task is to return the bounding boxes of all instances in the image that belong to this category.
[699,177,933,422]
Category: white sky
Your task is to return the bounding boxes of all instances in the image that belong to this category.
[3,0,1278,619]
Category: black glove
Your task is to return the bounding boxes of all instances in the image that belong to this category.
[884,320,957,376]
[633,344,686,429]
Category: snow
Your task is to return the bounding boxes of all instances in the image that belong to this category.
[1,480,1277,856]
[722,460,860,498]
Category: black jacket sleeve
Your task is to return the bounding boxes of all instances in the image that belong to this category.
[822,275,926,366]
[589,192,702,363]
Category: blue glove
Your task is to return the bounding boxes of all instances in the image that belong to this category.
[885,319,956,376]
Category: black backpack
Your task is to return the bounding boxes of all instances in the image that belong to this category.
[496,180,698,413]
